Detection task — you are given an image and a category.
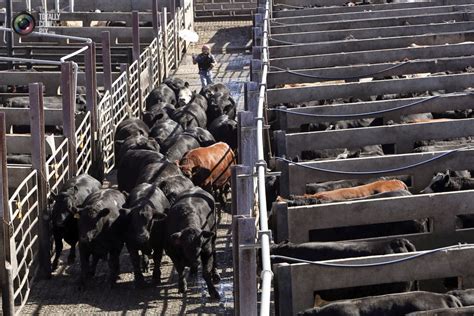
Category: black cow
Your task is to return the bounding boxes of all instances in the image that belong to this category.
[136,161,182,186]
[123,183,169,286]
[200,83,230,100]
[406,307,474,315]
[207,92,236,122]
[270,238,416,264]
[271,239,417,302]
[165,134,201,162]
[421,171,474,194]
[163,77,193,107]
[183,127,216,147]
[78,189,127,288]
[172,102,207,129]
[117,150,164,192]
[447,289,474,306]
[143,102,175,128]
[114,118,150,161]
[154,174,195,205]
[165,187,220,299]
[298,292,462,316]
[51,174,102,270]
[116,135,160,167]
[146,84,177,109]
[208,115,238,150]
[188,93,208,112]
[150,119,184,150]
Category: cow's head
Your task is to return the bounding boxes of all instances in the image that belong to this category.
[127,204,166,247]
[420,171,451,194]
[79,206,113,244]
[170,227,215,267]
[51,186,79,227]
[177,83,192,107]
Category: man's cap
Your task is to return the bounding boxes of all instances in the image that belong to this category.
[202,45,210,50]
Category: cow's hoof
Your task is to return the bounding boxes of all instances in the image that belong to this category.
[212,273,221,284]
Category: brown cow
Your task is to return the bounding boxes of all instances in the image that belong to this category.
[278,180,408,204]
[179,142,235,190]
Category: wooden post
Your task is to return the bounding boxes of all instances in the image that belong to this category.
[29,83,51,279]
[161,7,169,78]
[238,111,258,168]
[237,217,258,316]
[61,62,78,176]
[0,113,14,316]
[101,31,113,93]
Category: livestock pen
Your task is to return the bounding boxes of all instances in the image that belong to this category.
[0,1,193,314]
[229,0,474,314]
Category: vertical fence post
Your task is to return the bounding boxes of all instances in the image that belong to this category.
[238,111,258,167]
[231,165,254,316]
[161,7,169,78]
[245,81,259,115]
[101,31,113,93]
[29,83,51,279]
[84,42,102,180]
[0,113,14,316]
[132,11,143,116]
[173,10,180,65]
[61,62,78,176]
[237,217,258,316]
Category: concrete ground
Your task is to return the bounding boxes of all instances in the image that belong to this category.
[21,21,251,315]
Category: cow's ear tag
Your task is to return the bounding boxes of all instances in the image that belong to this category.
[74,213,80,219]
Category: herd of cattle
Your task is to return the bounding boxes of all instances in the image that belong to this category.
[48,77,237,300]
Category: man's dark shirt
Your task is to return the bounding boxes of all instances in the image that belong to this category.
[195,53,216,72]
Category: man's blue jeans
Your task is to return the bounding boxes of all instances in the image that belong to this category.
[199,70,214,87]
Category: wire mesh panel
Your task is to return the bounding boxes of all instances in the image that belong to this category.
[158,31,166,82]
[97,91,115,173]
[150,38,161,87]
[112,72,132,124]
[7,170,40,314]
[75,111,92,176]
[46,138,69,199]
[140,47,153,112]
[178,7,186,53]
[167,20,176,70]
[128,61,140,116]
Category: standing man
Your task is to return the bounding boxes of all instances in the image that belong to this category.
[192,45,216,88]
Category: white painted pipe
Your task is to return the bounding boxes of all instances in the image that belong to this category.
[25,0,31,11]
[257,1,272,315]
[69,0,74,12]
[55,0,60,13]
